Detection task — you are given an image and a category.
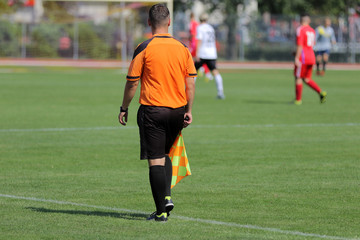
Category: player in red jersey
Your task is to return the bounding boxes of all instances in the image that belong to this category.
[294,13,327,105]
[189,13,213,81]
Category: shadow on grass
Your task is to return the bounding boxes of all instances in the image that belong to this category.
[26,207,148,221]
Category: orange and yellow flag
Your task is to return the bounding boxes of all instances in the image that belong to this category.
[168,132,191,188]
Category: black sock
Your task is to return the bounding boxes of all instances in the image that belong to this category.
[323,61,327,71]
[149,165,166,215]
[316,61,320,71]
[165,155,172,197]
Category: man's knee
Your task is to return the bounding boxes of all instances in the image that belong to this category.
[148,157,166,167]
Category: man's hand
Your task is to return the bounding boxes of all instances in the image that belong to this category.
[118,108,128,126]
[294,58,301,67]
[183,113,192,128]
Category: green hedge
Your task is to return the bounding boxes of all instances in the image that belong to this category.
[0,20,20,57]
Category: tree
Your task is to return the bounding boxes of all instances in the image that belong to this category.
[257,0,360,16]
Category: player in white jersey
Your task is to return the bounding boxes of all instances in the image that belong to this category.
[314,17,336,76]
[195,13,225,99]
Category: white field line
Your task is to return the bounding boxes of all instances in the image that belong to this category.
[0,123,359,133]
[0,193,357,240]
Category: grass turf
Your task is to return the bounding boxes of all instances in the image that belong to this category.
[0,66,359,239]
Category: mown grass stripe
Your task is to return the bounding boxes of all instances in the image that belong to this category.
[0,193,357,240]
[0,123,359,133]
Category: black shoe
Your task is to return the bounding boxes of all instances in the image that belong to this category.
[155,212,168,222]
[146,211,156,221]
[146,212,168,222]
[165,197,174,216]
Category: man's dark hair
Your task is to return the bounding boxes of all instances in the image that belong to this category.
[149,3,170,28]
[300,12,310,18]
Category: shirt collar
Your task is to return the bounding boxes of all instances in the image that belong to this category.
[153,33,172,37]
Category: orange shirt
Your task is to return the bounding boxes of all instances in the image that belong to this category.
[127,33,197,108]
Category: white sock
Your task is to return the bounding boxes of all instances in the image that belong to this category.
[206,72,213,80]
[214,74,224,95]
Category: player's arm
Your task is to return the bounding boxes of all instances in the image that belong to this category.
[119,80,139,126]
[195,39,202,61]
[294,44,302,67]
[331,29,336,45]
[184,77,195,128]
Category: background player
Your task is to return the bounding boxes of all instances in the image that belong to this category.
[314,17,337,76]
[195,13,225,99]
[294,13,327,105]
[189,12,213,81]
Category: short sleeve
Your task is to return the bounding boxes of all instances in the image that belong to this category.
[126,50,144,81]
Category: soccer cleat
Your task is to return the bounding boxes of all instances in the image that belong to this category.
[146,211,156,220]
[146,212,168,222]
[155,212,168,222]
[217,94,225,100]
[165,196,174,216]
[294,100,302,105]
[320,91,327,103]
[320,70,325,76]
[316,70,321,76]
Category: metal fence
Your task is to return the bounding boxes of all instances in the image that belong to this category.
[1,3,360,63]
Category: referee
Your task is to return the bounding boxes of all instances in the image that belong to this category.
[118,3,196,222]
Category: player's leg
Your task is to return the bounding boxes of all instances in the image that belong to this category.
[202,64,213,81]
[194,59,204,82]
[316,52,322,75]
[303,65,327,103]
[322,51,330,75]
[294,65,303,105]
[207,60,224,99]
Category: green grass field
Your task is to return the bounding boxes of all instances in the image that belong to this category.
[0,66,359,240]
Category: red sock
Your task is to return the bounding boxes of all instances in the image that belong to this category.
[306,79,321,93]
[296,84,303,101]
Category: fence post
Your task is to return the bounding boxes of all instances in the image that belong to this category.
[120,1,127,70]
[73,2,79,60]
[349,15,356,63]
[21,23,26,58]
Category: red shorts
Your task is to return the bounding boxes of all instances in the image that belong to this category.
[294,64,313,79]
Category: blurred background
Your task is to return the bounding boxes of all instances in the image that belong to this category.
[0,0,359,63]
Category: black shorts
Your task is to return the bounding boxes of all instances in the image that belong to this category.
[137,105,185,160]
[195,59,217,71]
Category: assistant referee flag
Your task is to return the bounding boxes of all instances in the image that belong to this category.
[169,132,191,188]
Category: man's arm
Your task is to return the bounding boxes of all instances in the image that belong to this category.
[195,39,202,61]
[184,77,195,128]
[294,45,302,67]
[331,28,336,45]
[118,80,139,126]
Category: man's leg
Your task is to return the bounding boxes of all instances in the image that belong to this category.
[316,54,322,75]
[303,64,327,103]
[164,155,174,214]
[322,53,329,75]
[212,69,225,99]
[148,158,167,218]
[164,155,172,197]
[295,77,303,104]
[203,64,213,81]
[294,65,302,105]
